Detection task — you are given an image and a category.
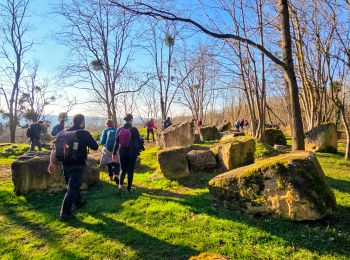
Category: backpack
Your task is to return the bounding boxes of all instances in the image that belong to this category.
[105,128,117,152]
[26,125,33,138]
[51,125,61,136]
[235,121,241,128]
[118,128,132,148]
[55,130,80,163]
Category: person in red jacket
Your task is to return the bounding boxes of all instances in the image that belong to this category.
[146,118,157,142]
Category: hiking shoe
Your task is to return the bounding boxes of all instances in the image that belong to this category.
[59,214,74,222]
[75,200,86,209]
[116,187,124,194]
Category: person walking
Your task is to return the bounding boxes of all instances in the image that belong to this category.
[112,114,144,194]
[51,119,65,136]
[100,119,120,182]
[234,120,241,132]
[48,114,99,221]
[27,120,44,151]
[163,117,172,130]
[146,118,157,142]
[240,118,245,132]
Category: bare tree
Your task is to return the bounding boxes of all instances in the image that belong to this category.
[57,0,149,124]
[18,62,55,124]
[111,0,305,150]
[0,0,32,142]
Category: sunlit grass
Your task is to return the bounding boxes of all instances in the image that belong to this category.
[0,140,349,259]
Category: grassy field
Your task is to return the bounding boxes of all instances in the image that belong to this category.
[0,140,349,259]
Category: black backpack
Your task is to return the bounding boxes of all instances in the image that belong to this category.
[26,125,33,138]
[55,130,81,163]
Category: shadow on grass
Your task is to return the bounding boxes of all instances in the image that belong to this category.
[0,182,198,259]
[136,186,350,257]
[326,177,350,194]
[2,177,350,258]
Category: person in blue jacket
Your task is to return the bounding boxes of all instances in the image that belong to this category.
[100,119,120,182]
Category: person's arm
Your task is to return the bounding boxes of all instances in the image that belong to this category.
[86,131,99,151]
[48,146,57,174]
[113,129,120,155]
[100,129,107,145]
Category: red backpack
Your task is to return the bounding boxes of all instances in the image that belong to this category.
[118,128,132,148]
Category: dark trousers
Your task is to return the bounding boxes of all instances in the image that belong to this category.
[30,138,42,151]
[146,128,155,142]
[107,162,120,183]
[61,164,84,216]
[119,148,137,191]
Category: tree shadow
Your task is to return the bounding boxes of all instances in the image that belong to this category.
[326,177,350,194]
[135,186,350,257]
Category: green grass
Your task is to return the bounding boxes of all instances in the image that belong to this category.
[0,143,30,159]
[0,141,350,259]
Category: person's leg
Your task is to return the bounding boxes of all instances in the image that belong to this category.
[37,139,42,151]
[112,162,120,184]
[30,139,35,151]
[151,129,155,142]
[126,156,137,191]
[60,165,83,219]
[118,149,128,189]
[146,128,150,142]
[107,163,114,181]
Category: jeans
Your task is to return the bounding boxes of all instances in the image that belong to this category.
[30,138,42,151]
[107,162,120,183]
[146,128,155,142]
[60,164,85,216]
[119,148,137,191]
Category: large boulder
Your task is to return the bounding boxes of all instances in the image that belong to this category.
[305,123,338,153]
[186,149,217,172]
[220,131,245,141]
[262,128,287,146]
[211,137,255,171]
[217,121,232,132]
[158,147,190,180]
[209,151,336,221]
[12,152,100,195]
[199,126,221,141]
[156,121,195,149]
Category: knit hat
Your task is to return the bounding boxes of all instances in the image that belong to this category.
[124,113,133,122]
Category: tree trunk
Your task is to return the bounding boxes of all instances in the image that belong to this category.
[340,108,350,160]
[279,0,305,150]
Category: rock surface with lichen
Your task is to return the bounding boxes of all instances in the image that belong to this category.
[211,137,256,170]
[186,149,217,172]
[156,121,195,149]
[199,126,221,141]
[208,151,336,221]
[305,123,338,153]
[158,146,190,179]
[12,152,100,195]
[262,128,287,146]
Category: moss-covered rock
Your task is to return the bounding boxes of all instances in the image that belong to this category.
[217,121,232,132]
[157,146,190,180]
[262,128,287,146]
[208,151,336,221]
[186,149,217,172]
[199,126,221,141]
[305,123,338,153]
[12,152,100,195]
[156,121,195,149]
[211,137,255,170]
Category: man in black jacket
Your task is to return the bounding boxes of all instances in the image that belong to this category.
[48,114,98,221]
[112,114,143,193]
[29,121,44,151]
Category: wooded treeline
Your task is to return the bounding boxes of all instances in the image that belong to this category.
[0,0,349,158]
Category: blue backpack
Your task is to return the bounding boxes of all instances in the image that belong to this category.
[105,128,117,152]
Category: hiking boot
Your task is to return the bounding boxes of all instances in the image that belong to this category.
[59,214,74,222]
[75,200,86,209]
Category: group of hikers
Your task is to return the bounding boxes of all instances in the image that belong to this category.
[46,113,144,221]
[26,114,246,221]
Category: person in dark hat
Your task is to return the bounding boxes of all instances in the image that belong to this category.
[112,114,144,193]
